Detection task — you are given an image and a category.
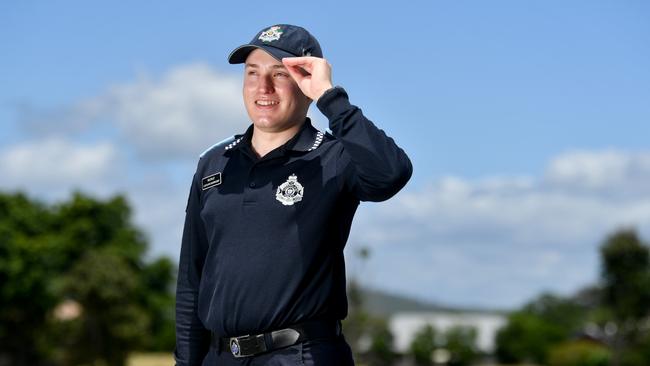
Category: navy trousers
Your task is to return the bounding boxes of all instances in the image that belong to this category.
[201,334,355,365]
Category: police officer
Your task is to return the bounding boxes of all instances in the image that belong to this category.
[175,24,412,365]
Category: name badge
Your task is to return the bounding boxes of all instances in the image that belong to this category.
[202,172,222,190]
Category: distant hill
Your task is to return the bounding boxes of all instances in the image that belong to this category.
[357,287,507,316]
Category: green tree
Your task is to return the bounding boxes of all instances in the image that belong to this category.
[410,324,438,365]
[600,229,650,366]
[140,257,176,350]
[548,340,610,366]
[363,317,397,366]
[344,278,371,354]
[495,293,587,364]
[0,191,175,366]
[55,251,151,365]
[343,246,372,360]
[0,193,58,365]
[444,325,478,366]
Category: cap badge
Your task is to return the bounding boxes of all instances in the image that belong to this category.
[276,174,304,206]
[259,26,283,43]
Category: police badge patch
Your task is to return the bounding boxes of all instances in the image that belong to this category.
[276,174,304,206]
[258,26,283,42]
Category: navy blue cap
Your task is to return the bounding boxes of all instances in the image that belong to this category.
[228,24,323,64]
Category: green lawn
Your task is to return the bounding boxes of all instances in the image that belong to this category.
[127,353,175,366]
[126,353,539,366]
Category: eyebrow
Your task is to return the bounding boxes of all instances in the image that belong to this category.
[245,63,287,70]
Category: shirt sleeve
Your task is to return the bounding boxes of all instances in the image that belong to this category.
[174,172,211,366]
[317,86,413,202]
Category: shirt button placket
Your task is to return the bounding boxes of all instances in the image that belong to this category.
[246,164,257,203]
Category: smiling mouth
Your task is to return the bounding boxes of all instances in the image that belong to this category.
[256,100,279,106]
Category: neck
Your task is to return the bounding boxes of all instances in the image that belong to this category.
[251,121,304,158]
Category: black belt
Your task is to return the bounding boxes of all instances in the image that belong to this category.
[211,319,342,358]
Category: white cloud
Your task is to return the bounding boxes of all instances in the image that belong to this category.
[106,64,249,159]
[545,149,650,195]
[0,138,121,198]
[0,136,190,260]
[7,62,252,257]
[348,149,650,308]
[18,63,251,160]
[16,62,338,160]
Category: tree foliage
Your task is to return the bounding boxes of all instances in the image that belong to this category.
[548,340,611,366]
[0,193,58,365]
[365,317,397,366]
[496,228,650,366]
[0,191,175,366]
[599,229,650,366]
[495,293,589,364]
[600,229,650,324]
[410,324,438,365]
[408,324,479,366]
[343,246,399,366]
[444,325,478,366]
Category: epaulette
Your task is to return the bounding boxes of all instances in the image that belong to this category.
[199,135,236,158]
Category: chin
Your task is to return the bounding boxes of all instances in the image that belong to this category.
[253,117,276,126]
[256,118,302,132]
[253,119,281,130]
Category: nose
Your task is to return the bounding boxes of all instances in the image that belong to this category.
[257,74,274,94]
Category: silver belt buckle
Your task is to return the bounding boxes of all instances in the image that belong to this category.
[229,335,246,358]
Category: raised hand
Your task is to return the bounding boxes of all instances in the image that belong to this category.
[282,56,334,101]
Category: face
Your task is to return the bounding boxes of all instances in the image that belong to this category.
[243,49,311,132]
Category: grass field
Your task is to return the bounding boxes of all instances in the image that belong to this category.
[126,352,539,366]
[127,353,175,366]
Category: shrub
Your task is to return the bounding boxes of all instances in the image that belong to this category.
[548,340,610,366]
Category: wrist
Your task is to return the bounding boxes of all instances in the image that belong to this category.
[316,86,350,119]
[315,84,335,102]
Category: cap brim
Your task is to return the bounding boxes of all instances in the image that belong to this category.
[228,45,296,64]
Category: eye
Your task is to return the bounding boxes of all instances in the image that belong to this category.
[274,72,289,78]
[247,70,257,76]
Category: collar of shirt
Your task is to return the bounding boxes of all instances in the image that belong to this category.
[224,118,325,158]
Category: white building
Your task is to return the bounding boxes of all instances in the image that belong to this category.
[389,311,507,353]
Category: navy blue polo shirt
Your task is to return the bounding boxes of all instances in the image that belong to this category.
[175,87,412,365]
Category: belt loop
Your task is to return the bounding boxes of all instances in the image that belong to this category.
[263,332,274,350]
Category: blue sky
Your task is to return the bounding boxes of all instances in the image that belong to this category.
[2,1,650,309]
